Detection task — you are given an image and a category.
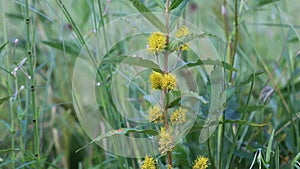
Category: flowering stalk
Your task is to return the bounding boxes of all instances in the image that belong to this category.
[147,3,191,168]
[164,0,172,167]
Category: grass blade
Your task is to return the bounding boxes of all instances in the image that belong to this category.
[169,0,184,10]
[101,55,161,71]
[266,129,275,164]
[0,41,9,53]
[128,0,166,32]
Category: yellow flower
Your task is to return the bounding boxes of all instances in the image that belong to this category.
[170,107,187,124]
[175,26,190,51]
[148,106,162,123]
[150,71,163,90]
[148,32,167,54]
[150,72,176,91]
[181,43,189,50]
[176,26,189,38]
[158,127,173,154]
[162,73,176,91]
[141,155,156,169]
[193,156,208,169]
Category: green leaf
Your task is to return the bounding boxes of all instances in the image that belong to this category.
[0,41,9,53]
[257,0,280,7]
[181,90,209,104]
[0,148,20,153]
[191,120,266,133]
[167,97,181,108]
[0,96,11,105]
[186,58,237,72]
[238,72,264,88]
[276,145,279,169]
[169,0,184,10]
[42,40,80,56]
[76,128,158,153]
[237,105,270,113]
[291,152,300,168]
[129,0,166,32]
[0,66,15,78]
[101,55,161,72]
[190,124,204,133]
[266,129,275,163]
[227,72,264,99]
[220,119,267,127]
[169,33,206,51]
[153,0,164,9]
[170,0,190,31]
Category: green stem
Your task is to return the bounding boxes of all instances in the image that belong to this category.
[25,1,40,168]
[9,99,15,169]
[222,0,229,40]
[207,138,215,169]
[217,114,225,169]
[228,0,239,83]
[164,0,172,167]
[225,79,255,169]
[2,2,15,168]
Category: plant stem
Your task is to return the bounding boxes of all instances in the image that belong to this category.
[222,0,229,40]
[25,0,40,168]
[9,99,15,169]
[164,0,172,167]
[228,0,239,83]
[225,79,255,169]
[217,114,225,169]
[207,137,215,169]
[2,2,15,168]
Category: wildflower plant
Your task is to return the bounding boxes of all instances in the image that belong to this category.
[145,25,191,167]
[68,1,225,168]
[144,11,202,167]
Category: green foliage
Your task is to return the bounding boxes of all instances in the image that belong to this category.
[129,0,166,32]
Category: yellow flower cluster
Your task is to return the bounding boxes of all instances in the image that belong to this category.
[149,72,163,90]
[170,107,187,125]
[141,155,156,169]
[175,26,189,38]
[158,127,173,154]
[180,44,189,51]
[148,32,167,54]
[175,26,189,51]
[148,106,162,123]
[192,156,208,169]
[162,74,176,91]
[150,72,176,91]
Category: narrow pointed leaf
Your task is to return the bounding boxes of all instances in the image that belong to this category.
[101,55,161,72]
[129,0,166,32]
[76,128,158,153]
[266,129,275,163]
[42,40,80,56]
[169,0,184,10]
[186,58,237,72]
[0,41,9,53]
[0,96,11,105]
